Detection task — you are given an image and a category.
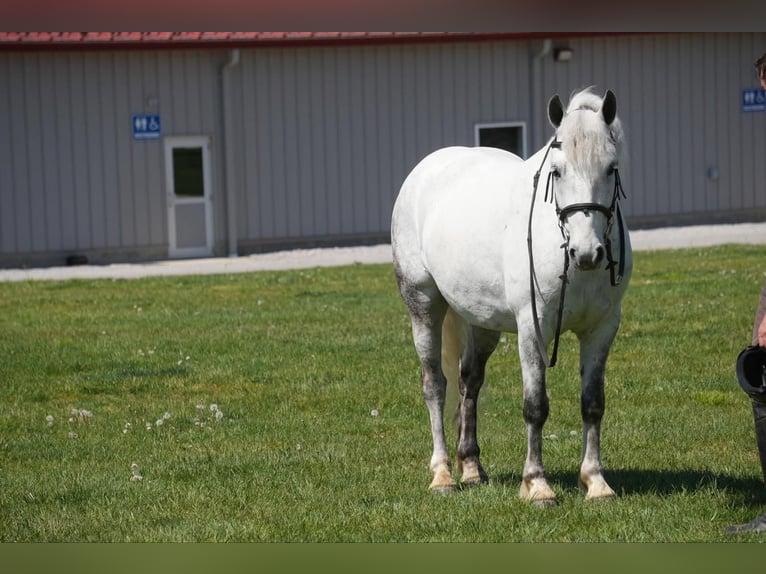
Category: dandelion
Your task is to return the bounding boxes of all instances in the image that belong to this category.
[370,409,380,417]
[145,422,152,431]
[123,422,132,434]
[69,408,93,426]
[569,430,578,437]
[210,404,219,413]
[163,412,171,420]
[45,415,54,427]
[68,431,78,439]
[130,462,143,482]
[296,443,302,451]
[215,410,224,422]
[155,418,164,427]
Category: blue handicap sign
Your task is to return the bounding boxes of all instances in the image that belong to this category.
[132,114,162,140]
[742,88,766,112]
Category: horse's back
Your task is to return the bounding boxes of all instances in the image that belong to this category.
[392,146,525,235]
[391,146,528,329]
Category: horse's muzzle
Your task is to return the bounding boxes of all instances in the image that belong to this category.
[569,245,605,270]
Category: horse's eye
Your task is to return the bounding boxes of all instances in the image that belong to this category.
[606,165,617,176]
[552,168,562,179]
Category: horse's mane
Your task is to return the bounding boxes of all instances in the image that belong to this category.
[557,87,625,171]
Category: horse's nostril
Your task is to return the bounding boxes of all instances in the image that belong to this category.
[595,246,605,264]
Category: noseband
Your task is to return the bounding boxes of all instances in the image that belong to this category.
[526,138,627,368]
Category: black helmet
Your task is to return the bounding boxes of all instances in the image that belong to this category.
[736,345,766,401]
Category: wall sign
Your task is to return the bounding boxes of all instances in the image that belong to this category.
[132,114,162,140]
[742,88,766,112]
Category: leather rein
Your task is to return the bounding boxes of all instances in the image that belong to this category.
[526,139,627,368]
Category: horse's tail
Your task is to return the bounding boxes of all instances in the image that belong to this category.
[442,307,467,427]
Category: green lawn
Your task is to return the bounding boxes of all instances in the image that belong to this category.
[0,245,764,541]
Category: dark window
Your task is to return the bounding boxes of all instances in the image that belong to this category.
[477,124,525,158]
[172,147,204,197]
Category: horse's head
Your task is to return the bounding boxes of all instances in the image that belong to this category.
[546,89,625,271]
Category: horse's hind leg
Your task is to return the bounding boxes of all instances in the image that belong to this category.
[396,272,454,493]
[456,326,500,486]
[577,318,620,500]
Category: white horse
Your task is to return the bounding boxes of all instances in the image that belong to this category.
[391,88,632,505]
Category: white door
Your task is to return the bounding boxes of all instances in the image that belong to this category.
[164,136,214,258]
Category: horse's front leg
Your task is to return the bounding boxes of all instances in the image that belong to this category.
[518,331,557,506]
[577,318,620,500]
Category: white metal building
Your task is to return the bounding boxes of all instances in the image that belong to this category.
[0,32,764,268]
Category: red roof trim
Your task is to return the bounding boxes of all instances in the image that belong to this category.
[0,31,606,51]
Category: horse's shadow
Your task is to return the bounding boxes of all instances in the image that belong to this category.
[495,468,766,506]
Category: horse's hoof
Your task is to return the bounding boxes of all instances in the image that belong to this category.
[458,460,488,487]
[580,475,616,500]
[520,478,557,506]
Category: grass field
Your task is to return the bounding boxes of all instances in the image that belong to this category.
[1,244,765,542]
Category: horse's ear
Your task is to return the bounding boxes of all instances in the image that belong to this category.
[602,90,617,125]
[548,95,564,128]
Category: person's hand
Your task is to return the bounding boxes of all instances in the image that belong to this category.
[758,313,766,348]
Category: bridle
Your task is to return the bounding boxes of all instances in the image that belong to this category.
[526,138,627,368]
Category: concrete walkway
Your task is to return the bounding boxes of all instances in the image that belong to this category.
[0,222,764,282]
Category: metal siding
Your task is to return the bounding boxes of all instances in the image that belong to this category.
[740,35,756,209]
[665,38,683,215]
[645,36,661,217]
[335,49,354,235]
[308,49,328,236]
[66,54,89,249]
[349,48,367,234]
[363,49,380,232]
[24,53,47,251]
[375,47,394,231]
[54,54,77,251]
[321,48,341,236]
[283,50,303,237]
[127,55,149,247]
[255,51,276,238]
[37,55,60,251]
[83,56,106,248]
[113,53,135,248]
[0,54,15,252]
[143,53,165,247]
[295,50,315,236]
[726,34,744,211]
[97,53,119,248]
[270,50,289,237]
[10,54,32,252]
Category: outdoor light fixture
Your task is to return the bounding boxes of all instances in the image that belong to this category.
[554,47,573,62]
